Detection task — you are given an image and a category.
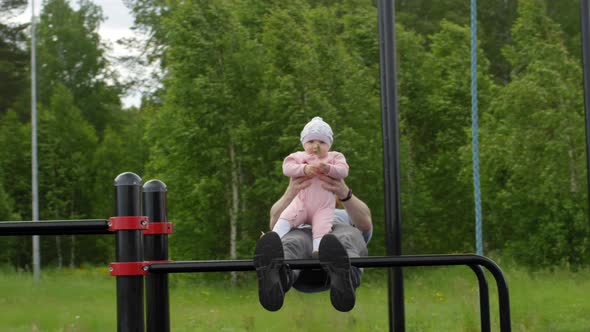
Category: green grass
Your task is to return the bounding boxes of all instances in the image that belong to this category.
[0,265,589,331]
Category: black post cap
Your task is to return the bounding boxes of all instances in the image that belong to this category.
[114,172,143,186]
[143,179,167,192]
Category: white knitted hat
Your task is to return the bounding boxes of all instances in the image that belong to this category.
[300,116,333,147]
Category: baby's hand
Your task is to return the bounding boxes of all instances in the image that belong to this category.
[304,165,319,176]
[318,162,330,174]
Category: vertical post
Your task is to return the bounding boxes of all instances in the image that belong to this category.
[31,0,40,281]
[580,0,590,221]
[377,0,405,331]
[114,172,145,332]
[143,180,170,332]
[469,265,491,332]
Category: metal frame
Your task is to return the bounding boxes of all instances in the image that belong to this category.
[0,172,511,331]
[148,256,507,332]
[377,1,405,330]
[580,0,590,219]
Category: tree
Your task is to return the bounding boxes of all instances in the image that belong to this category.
[36,0,122,133]
[38,84,98,267]
[144,0,267,270]
[0,181,21,266]
[480,0,588,267]
[0,0,28,118]
[0,110,30,219]
[397,20,496,253]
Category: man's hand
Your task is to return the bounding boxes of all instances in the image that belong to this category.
[288,176,312,195]
[318,162,331,174]
[318,174,349,199]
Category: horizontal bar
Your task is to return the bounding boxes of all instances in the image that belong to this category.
[148,254,498,273]
[0,219,111,236]
[149,254,511,331]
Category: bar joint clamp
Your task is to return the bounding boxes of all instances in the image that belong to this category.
[144,222,174,235]
[108,216,149,231]
[109,260,172,276]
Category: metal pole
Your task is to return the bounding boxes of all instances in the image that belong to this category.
[0,219,111,236]
[143,180,170,332]
[580,0,590,223]
[114,172,145,332]
[30,0,40,281]
[469,265,491,332]
[377,0,404,330]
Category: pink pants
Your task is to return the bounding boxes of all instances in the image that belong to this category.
[279,179,335,239]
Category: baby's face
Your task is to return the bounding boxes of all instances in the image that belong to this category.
[304,140,329,157]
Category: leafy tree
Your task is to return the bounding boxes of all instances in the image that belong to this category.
[0,181,21,265]
[91,109,148,218]
[397,0,518,83]
[480,0,588,267]
[36,0,122,132]
[0,110,30,219]
[0,0,26,16]
[37,84,98,267]
[0,0,28,118]
[144,0,267,263]
[399,20,495,254]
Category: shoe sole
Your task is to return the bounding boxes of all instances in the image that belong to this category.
[254,232,285,311]
[319,234,356,312]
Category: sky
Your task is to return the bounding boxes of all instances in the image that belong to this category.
[12,0,143,108]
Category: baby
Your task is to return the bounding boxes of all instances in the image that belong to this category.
[272,116,349,256]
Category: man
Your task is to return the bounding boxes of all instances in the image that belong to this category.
[254,174,372,312]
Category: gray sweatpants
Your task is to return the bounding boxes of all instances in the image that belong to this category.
[282,223,368,293]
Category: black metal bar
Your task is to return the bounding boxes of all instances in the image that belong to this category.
[580,0,590,223]
[377,0,405,331]
[114,172,145,332]
[143,180,170,332]
[149,254,510,332]
[0,220,111,236]
[469,265,491,332]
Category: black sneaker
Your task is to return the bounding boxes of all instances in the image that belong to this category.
[319,234,356,312]
[254,231,285,311]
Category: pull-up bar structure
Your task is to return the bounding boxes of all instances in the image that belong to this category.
[0,172,511,331]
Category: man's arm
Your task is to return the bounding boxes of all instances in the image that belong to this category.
[269,176,312,229]
[318,175,372,232]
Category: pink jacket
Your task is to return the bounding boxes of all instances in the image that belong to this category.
[283,151,349,179]
[279,151,349,232]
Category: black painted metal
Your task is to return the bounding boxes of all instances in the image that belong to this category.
[0,220,111,236]
[580,0,590,221]
[376,0,405,330]
[143,180,170,332]
[148,254,511,331]
[114,172,145,332]
[469,265,491,332]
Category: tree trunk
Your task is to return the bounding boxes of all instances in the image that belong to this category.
[56,236,62,269]
[568,137,579,193]
[69,235,76,268]
[229,141,239,286]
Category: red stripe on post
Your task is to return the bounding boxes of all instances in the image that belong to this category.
[143,222,174,235]
[108,216,149,231]
[109,261,173,276]
[109,262,149,276]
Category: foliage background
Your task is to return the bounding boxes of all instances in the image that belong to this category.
[0,0,588,271]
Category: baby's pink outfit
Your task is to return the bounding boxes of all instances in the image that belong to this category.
[279,151,349,239]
